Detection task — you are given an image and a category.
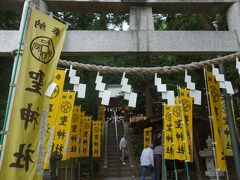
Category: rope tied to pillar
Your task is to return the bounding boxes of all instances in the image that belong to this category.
[57,51,240,75]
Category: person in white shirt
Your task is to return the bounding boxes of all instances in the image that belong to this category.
[140,144,155,180]
[119,135,127,165]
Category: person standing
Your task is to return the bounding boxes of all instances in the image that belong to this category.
[140,144,155,180]
[119,134,127,165]
[153,139,163,180]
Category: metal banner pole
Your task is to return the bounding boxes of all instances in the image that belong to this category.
[203,68,219,180]
[219,64,240,180]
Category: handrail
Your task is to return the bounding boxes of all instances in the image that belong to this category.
[113,110,119,159]
[103,121,108,169]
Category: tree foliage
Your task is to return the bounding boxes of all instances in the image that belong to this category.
[0,10,239,124]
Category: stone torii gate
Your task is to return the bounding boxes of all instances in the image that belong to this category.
[0,0,240,56]
[1,0,240,179]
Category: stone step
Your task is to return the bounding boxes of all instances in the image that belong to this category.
[108,167,131,170]
[107,150,118,152]
[107,141,118,144]
[106,122,131,178]
[108,155,120,158]
[107,148,119,151]
[108,158,121,162]
[107,141,117,143]
[108,132,122,133]
[107,151,119,153]
[108,157,120,160]
[103,177,136,180]
[107,159,122,163]
[107,136,119,138]
[107,171,132,177]
[108,132,123,134]
[107,148,118,150]
[107,155,119,158]
[107,151,119,154]
[108,163,129,167]
[107,166,131,171]
[107,150,119,152]
[107,169,132,174]
[107,162,129,166]
[107,162,123,166]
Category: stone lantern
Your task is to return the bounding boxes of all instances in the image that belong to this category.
[199,136,224,180]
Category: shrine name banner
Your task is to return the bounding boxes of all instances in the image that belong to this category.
[144,127,152,149]
[163,104,174,160]
[53,91,76,160]
[98,105,105,135]
[206,71,226,172]
[221,97,233,156]
[79,116,91,157]
[69,106,81,158]
[43,69,66,169]
[92,121,102,157]
[172,98,191,161]
[98,105,105,122]
[0,9,67,180]
[78,111,85,155]
[180,88,193,162]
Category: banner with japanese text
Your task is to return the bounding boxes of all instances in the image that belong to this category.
[172,98,191,161]
[79,116,91,157]
[92,121,102,157]
[43,69,66,169]
[221,97,233,156]
[172,99,184,161]
[144,127,152,149]
[98,105,105,137]
[53,91,76,160]
[0,8,67,180]
[98,105,105,122]
[206,71,226,171]
[69,106,81,158]
[180,88,193,162]
[78,111,85,156]
[163,104,174,160]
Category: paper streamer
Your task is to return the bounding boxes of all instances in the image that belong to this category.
[212,65,234,95]
[185,70,202,105]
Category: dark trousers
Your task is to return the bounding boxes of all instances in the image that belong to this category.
[140,165,155,180]
[154,154,162,180]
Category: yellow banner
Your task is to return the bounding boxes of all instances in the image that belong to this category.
[163,104,174,160]
[180,88,193,162]
[0,9,67,180]
[53,91,76,160]
[43,69,66,169]
[98,105,105,136]
[92,121,102,157]
[69,106,81,158]
[98,105,105,122]
[172,98,191,161]
[206,71,226,171]
[78,111,85,156]
[172,99,184,161]
[221,97,233,156]
[79,116,91,157]
[144,127,152,149]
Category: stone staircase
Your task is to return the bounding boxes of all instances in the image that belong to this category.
[105,121,134,179]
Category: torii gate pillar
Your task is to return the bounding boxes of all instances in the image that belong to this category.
[129,7,154,31]
[225,3,240,180]
[227,2,240,45]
